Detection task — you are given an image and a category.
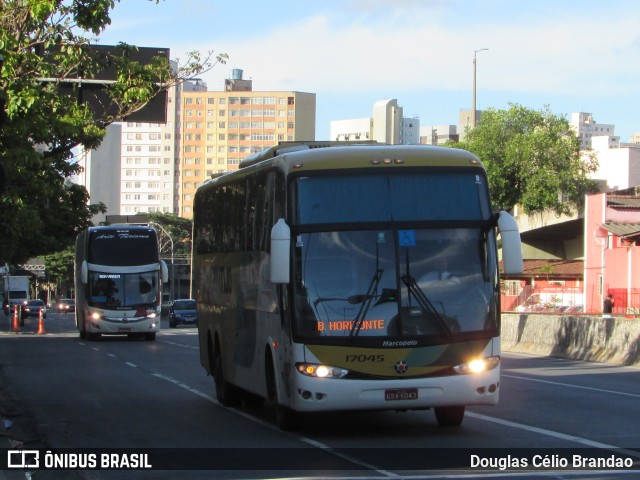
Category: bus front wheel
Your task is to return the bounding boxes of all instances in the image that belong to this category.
[434,406,465,427]
[265,353,298,430]
[211,341,241,407]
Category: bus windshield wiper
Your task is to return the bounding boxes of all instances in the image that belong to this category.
[401,274,452,337]
[349,269,384,337]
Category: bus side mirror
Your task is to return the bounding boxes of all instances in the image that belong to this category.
[498,211,524,275]
[81,260,88,284]
[160,260,169,283]
[270,218,290,284]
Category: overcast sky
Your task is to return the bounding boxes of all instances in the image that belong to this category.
[96,0,640,140]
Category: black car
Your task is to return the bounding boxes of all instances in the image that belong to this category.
[57,298,75,313]
[169,299,197,328]
[22,299,47,318]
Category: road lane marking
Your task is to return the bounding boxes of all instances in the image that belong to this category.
[158,339,198,350]
[151,373,399,478]
[502,374,640,399]
[125,362,137,368]
[466,411,640,460]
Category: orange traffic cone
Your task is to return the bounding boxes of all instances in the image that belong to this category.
[37,309,46,335]
[12,305,20,333]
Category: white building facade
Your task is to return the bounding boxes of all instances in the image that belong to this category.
[330,99,420,145]
[571,112,618,150]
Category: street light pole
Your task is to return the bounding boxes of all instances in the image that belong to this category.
[472,48,488,128]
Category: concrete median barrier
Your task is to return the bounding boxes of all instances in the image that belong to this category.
[502,313,640,366]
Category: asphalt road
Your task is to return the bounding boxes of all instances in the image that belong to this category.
[0,311,639,479]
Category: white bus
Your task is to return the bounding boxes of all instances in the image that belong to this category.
[192,143,523,429]
[75,225,168,341]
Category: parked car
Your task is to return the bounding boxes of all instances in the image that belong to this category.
[57,298,75,313]
[169,299,197,328]
[22,299,46,319]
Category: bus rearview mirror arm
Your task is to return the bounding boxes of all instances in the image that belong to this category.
[81,260,88,284]
[497,211,524,275]
[270,218,291,284]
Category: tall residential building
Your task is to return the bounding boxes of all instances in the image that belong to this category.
[76,123,122,225]
[571,112,618,150]
[330,99,420,145]
[178,70,316,218]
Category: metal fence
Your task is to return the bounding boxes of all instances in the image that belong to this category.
[502,284,583,314]
[502,284,640,315]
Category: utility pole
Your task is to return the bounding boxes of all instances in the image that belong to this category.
[472,48,488,128]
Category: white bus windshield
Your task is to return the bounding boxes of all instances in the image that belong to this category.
[293,228,498,342]
[88,271,159,309]
[294,171,492,225]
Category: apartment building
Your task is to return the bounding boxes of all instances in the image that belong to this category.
[178,70,316,218]
[76,74,194,223]
[571,112,618,150]
[330,98,420,145]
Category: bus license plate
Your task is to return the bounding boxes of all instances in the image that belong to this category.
[385,388,418,401]
[118,327,132,333]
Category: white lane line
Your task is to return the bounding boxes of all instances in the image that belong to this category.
[158,339,198,350]
[125,362,137,368]
[466,412,617,449]
[502,374,640,399]
[107,353,117,358]
[466,411,640,460]
[151,373,399,478]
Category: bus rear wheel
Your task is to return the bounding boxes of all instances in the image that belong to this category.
[434,406,465,427]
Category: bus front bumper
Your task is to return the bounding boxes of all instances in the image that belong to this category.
[87,316,161,335]
[288,367,500,413]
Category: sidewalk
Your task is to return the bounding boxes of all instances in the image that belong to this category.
[0,312,47,479]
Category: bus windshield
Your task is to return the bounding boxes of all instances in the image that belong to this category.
[294,171,492,224]
[292,228,498,343]
[88,271,159,309]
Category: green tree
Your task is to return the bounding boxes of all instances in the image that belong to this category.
[453,103,599,215]
[44,246,75,297]
[147,212,192,259]
[0,0,226,266]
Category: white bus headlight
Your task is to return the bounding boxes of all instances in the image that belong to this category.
[453,356,500,375]
[90,311,103,320]
[296,363,348,379]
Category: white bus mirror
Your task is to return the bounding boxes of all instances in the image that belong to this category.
[270,218,290,284]
[160,260,169,284]
[498,211,524,275]
[81,260,88,284]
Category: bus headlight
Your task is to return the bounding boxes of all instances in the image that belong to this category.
[90,311,103,320]
[146,312,157,319]
[453,356,500,375]
[296,363,348,379]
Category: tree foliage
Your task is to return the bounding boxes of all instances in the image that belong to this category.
[0,0,226,266]
[454,104,599,215]
[147,212,192,259]
[44,246,75,295]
